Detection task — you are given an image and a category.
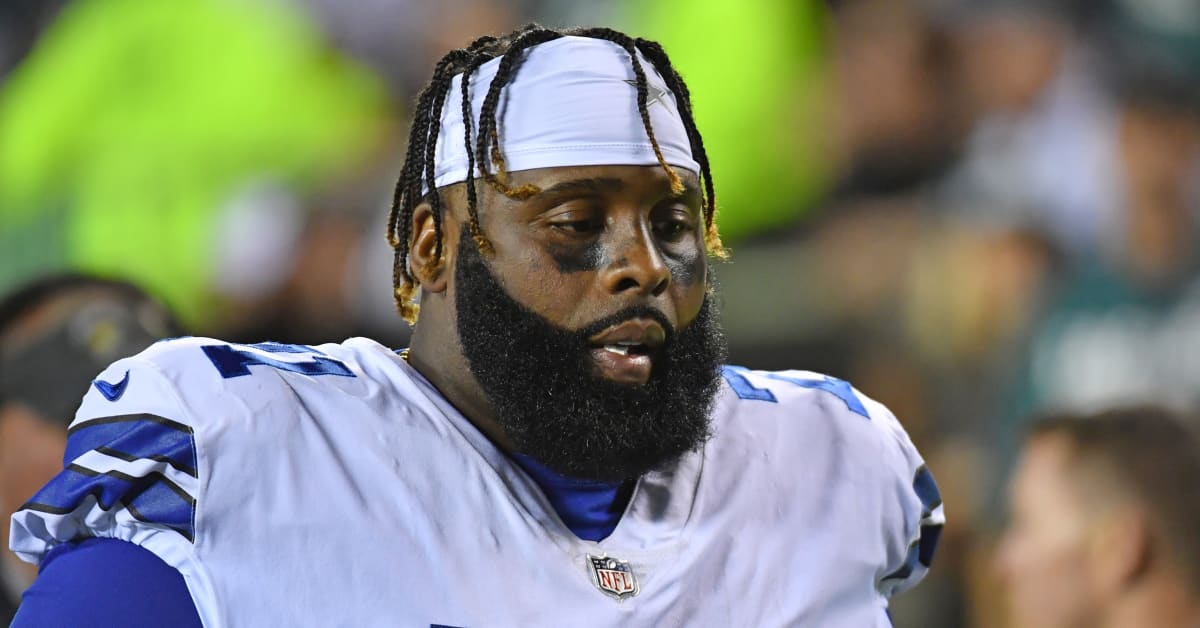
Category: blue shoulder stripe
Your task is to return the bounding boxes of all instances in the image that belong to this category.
[20,464,196,542]
[24,413,199,542]
[65,414,197,477]
[882,466,944,583]
[912,466,943,514]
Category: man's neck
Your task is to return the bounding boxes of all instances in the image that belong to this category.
[407,327,515,454]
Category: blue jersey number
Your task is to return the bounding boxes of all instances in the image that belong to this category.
[720,366,870,419]
[202,342,354,379]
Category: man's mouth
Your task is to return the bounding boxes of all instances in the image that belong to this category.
[587,318,667,384]
[599,341,653,356]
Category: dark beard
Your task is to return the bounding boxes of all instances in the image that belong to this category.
[454,231,727,481]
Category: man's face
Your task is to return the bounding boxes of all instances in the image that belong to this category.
[458,163,709,369]
[444,164,725,480]
[995,435,1103,628]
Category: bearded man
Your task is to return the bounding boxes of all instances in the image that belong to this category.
[10,26,942,627]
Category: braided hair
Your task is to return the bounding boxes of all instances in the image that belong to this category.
[387,24,726,324]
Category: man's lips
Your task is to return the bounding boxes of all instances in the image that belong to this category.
[588,318,667,353]
[587,318,667,384]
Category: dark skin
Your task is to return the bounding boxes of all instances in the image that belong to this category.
[405,164,708,454]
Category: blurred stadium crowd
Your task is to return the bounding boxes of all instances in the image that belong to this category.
[1,0,1199,626]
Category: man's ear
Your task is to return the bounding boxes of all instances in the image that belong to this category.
[409,201,450,294]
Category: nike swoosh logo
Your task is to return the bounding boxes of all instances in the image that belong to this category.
[92,370,131,402]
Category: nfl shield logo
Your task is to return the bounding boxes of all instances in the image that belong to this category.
[587,554,639,601]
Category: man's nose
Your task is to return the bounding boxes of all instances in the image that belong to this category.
[599,222,670,297]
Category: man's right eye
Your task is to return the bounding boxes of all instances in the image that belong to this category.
[552,220,601,234]
[545,208,603,235]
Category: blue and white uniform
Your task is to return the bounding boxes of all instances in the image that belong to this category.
[11,337,943,627]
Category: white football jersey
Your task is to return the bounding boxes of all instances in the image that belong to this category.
[10,337,943,627]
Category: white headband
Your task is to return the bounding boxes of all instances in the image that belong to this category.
[426,36,698,194]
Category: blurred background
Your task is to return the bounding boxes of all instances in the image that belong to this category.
[1,0,1198,625]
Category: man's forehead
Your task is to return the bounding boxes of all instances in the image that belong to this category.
[1021,435,1077,480]
[1017,435,1112,513]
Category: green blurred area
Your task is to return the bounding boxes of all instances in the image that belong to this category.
[619,0,834,242]
[0,0,387,326]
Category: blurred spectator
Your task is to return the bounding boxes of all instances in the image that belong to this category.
[995,406,1200,628]
[0,273,180,622]
[936,0,1122,260]
[829,0,964,197]
[1005,0,1200,426]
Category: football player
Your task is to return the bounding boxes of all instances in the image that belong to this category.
[10,26,942,626]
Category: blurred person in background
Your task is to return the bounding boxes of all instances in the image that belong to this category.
[828,0,964,198]
[996,406,1200,628]
[936,0,1122,260]
[1006,0,1200,427]
[0,273,180,623]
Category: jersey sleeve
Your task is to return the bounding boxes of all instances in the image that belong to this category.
[865,397,945,598]
[7,339,224,626]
